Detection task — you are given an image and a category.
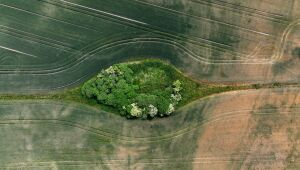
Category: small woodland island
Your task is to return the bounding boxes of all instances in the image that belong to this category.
[80,59,254,119]
[81,60,186,119]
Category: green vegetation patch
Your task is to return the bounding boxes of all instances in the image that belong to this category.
[81,60,187,119]
[80,59,255,119]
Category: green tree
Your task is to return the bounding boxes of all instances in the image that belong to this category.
[81,62,183,119]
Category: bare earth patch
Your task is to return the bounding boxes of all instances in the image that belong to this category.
[193,88,300,169]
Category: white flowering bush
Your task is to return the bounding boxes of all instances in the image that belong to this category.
[148,104,158,117]
[166,103,175,115]
[129,103,143,117]
[105,66,116,74]
[171,93,182,103]
[173,80,182,93]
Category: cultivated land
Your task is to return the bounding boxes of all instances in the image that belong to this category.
[0,88,299,169]
[0,0,300,92]
[0,0,300,169]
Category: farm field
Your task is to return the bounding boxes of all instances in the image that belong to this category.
[0,88,299,169]
[0,0,300,93]
[0,0,300,169]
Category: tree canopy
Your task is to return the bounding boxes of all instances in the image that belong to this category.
[81,61,183,119]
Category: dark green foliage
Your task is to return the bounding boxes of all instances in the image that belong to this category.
[80,59,255,119]
[81,60,184,119]
[82,64,137,115]
[135,94,157,107]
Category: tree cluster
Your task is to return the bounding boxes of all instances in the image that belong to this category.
[81,63,182,119]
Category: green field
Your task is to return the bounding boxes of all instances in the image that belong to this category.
[0,0,299,93]
[1,0,300,169]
